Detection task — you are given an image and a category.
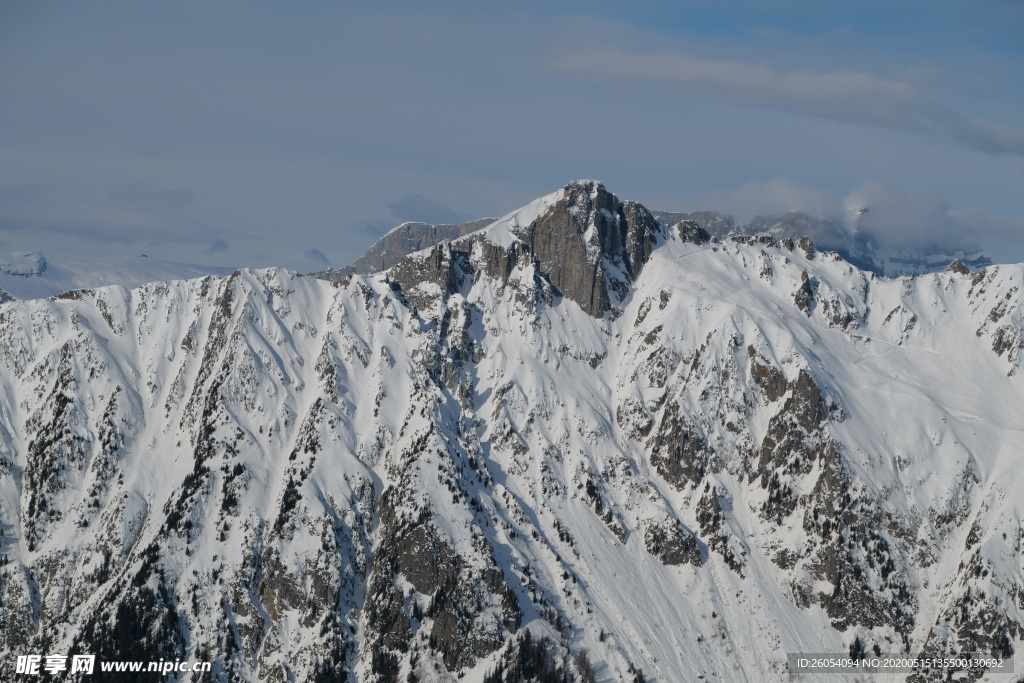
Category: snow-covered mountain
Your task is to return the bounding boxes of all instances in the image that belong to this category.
[0,252,234,301]
[1,180,1022,682]
[651,211,994,278]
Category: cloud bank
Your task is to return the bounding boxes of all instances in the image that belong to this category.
[707,177,1024,259]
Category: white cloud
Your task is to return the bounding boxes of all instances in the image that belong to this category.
[552,49,1024,157]
[709,177,842,222]
[843,181,961,247]
[843,180,1024,260]
[553,51,921,129]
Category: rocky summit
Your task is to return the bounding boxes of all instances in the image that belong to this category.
[0,180,1022,682]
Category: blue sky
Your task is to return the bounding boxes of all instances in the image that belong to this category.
[1,1,1022,270]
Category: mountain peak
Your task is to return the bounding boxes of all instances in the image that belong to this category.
[521,181,661,315]
[385,181,664,318]
[562,177,606,195]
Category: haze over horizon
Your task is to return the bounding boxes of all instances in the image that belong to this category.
[1,0,1022,271]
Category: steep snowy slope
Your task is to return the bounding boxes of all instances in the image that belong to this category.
[0,181,1022,682]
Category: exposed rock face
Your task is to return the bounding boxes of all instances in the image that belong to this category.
[649,403,709,489]
[749,345,788,403]
[387,179,663,319]
[676,220,712,245]
[387,240,471,312]
[1,183,1023,682]
[519,180,662,316]
[642,517,702,566]
[944,258,971,275]
[794,270,817,315]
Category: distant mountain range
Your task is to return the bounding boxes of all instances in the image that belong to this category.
[0,251,234,300]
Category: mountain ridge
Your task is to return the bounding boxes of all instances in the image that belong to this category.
[0,181,1022,682]
[334,186,993,284]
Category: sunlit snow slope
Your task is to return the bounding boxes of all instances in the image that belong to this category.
[0,181,1022,682]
